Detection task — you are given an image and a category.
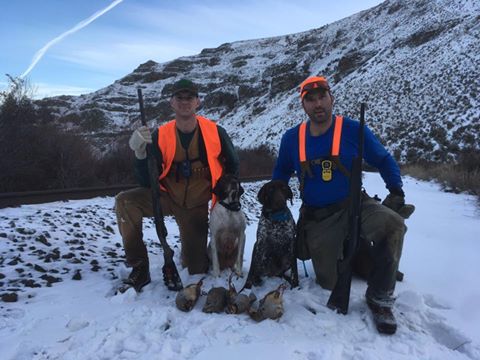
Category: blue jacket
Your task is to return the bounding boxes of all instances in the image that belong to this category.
[272,115,402,207]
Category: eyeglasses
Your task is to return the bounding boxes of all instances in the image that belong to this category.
[174,94,196,101]
[300,77,330,98]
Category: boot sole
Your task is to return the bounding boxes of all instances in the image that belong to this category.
[376,321,397,335]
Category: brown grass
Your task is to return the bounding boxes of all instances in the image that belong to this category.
[402,151,480,204]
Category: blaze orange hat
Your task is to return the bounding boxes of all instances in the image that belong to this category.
[299,76,330,99]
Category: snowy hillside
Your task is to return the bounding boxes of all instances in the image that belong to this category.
[36,0,480,162]
[1,173,479,359]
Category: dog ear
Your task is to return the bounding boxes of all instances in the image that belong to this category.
[284,183,293,201]
[257,183,268,205]
[212,177,225,197]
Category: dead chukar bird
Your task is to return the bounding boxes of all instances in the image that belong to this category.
[226,273,256,314]
[249,283,287,322]
[202,286,228,313]
[175,278,204,312]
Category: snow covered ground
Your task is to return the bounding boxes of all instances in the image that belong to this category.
[1,173,479,360]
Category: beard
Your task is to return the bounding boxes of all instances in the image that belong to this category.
[307,108,331,124]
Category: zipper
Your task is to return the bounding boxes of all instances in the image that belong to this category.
[182,151,189,207]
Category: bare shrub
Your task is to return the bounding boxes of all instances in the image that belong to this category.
[0,76,99,191]
[40,129,99,189]
[95,137,136,185]
[237,144,276,178]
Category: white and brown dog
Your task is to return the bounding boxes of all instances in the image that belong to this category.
[209,174,247,277]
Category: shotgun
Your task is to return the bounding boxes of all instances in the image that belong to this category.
[327,103,365,314]
[137,88,183,291]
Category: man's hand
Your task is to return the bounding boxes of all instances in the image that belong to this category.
[129,126,152,159]
[382,188,415,219]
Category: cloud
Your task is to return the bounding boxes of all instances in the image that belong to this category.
[0,79,93,99]
[32,82,95,99]
[21,0,124,78]
[45,0,355,76]
[11,0,384,97]
[52,40,196,73]
[126,2,298,41]
[124,0,378,42]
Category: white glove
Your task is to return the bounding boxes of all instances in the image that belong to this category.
[129,126,152,159]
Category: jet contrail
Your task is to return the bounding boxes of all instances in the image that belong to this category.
[21,0,124,78]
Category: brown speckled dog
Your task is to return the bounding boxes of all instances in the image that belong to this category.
[245,180,298,289]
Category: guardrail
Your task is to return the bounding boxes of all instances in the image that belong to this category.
[0,174,271,208]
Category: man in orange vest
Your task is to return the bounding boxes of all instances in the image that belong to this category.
[273,76,414,334]
[115,79,239,291]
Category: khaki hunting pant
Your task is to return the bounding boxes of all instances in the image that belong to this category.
[301,194,406,302]
[115,187,209,274]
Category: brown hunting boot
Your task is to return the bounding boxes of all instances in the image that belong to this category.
[123,265,151,292]
[366,297,397,335]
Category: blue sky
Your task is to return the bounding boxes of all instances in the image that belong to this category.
[1,0,383,99]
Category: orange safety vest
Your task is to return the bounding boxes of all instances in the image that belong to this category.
[298,115,344,162]
[297,115,346,198]
[157,115,223,205]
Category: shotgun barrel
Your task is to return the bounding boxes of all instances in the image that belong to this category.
[137,88,183,291]
[327,103,366,314]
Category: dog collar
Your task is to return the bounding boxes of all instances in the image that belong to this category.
[219,201,241,212]
[263,208,290,222]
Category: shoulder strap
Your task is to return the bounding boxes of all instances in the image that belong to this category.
[298,116,350,199]
[298,122,311,200]
[332,115,343,156]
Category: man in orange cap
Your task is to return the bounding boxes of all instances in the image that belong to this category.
[273,75,414,334]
